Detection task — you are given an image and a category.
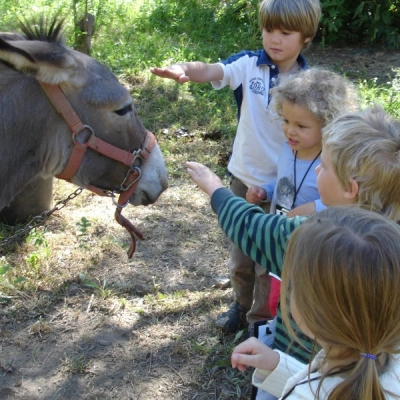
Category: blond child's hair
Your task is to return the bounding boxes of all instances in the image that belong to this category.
[271,68,359,126]
[281,207,400,400]
[323,104,400,221]
[259,0,321,50]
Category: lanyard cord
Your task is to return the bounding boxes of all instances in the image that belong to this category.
[291,150,322,209]
[281,362,356,399]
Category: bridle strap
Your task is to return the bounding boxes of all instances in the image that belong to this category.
[39,82,85,135]
[112,131,156,206]
[39,82,144,180]
[39,81,156,258]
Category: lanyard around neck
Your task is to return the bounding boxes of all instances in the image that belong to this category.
[291,150,322,209]
[281,362,356,399]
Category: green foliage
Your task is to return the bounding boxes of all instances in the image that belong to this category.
[318,0,400,47]
[2,0,397,137]
[26,227,49,249]
[0,228,50,297]
[1,0,400,51]
[0,0,71,33]
[0,0,250,137]
[358,68,400,118]
[61,353,91,373]
[0,263,14,304]
[25,228,50,279]
[0,261,27,302]
[79,274,115,299]
[76,217,92,248]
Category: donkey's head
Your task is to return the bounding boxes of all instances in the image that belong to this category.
[0,18,168,208]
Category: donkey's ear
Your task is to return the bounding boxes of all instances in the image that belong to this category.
[0,38,81,85]
[0,32,26,41]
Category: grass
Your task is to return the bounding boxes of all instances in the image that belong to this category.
[61,353,92,374]
[358,68,400,118]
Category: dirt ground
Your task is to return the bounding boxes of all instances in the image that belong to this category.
[305,45,400,83]
[1,46,399,400]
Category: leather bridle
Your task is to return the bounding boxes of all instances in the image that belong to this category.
[39,82,157,258]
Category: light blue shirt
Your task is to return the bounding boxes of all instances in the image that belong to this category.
[263,142,325,213]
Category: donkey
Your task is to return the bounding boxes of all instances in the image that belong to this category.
[0,19,168,254]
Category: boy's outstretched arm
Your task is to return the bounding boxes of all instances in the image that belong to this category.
[150,62,223,84]
[186,161,225,196]
[186,162,305,278]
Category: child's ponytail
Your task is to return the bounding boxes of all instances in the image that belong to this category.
[326,356,388,400]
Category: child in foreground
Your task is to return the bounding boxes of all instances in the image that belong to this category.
[152,0,322,335]
[186,105,400,369]
[232,207,400,399]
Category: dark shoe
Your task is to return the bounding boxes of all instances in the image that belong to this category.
[215,302,248,334]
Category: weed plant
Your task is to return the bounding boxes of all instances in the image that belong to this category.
[358,68,400,119]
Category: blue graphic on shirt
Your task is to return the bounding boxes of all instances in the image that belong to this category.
[249,78,265,95]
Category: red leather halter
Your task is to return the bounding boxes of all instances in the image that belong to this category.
[39,82,157,258]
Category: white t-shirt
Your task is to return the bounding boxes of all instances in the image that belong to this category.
[211,50,307,188]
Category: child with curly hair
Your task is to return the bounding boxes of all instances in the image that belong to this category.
[245,68,358,319]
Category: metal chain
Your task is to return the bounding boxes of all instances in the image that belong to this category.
[0,188,83,251]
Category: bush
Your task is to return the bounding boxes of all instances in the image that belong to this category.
[318,0,400,48]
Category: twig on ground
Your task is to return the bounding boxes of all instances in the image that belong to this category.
[32,348,53,367]
[86,294,94,313]
[166,363,185,383]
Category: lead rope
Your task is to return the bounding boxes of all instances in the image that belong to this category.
[114,208,144,258]
[0,188,83,252]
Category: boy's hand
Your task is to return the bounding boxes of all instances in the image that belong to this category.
[231,337,280,372]
[150,65,189,83]
[246,186,267,204]
[186,161,224,196]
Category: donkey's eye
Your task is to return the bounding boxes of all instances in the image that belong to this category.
[114,104,132,116]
